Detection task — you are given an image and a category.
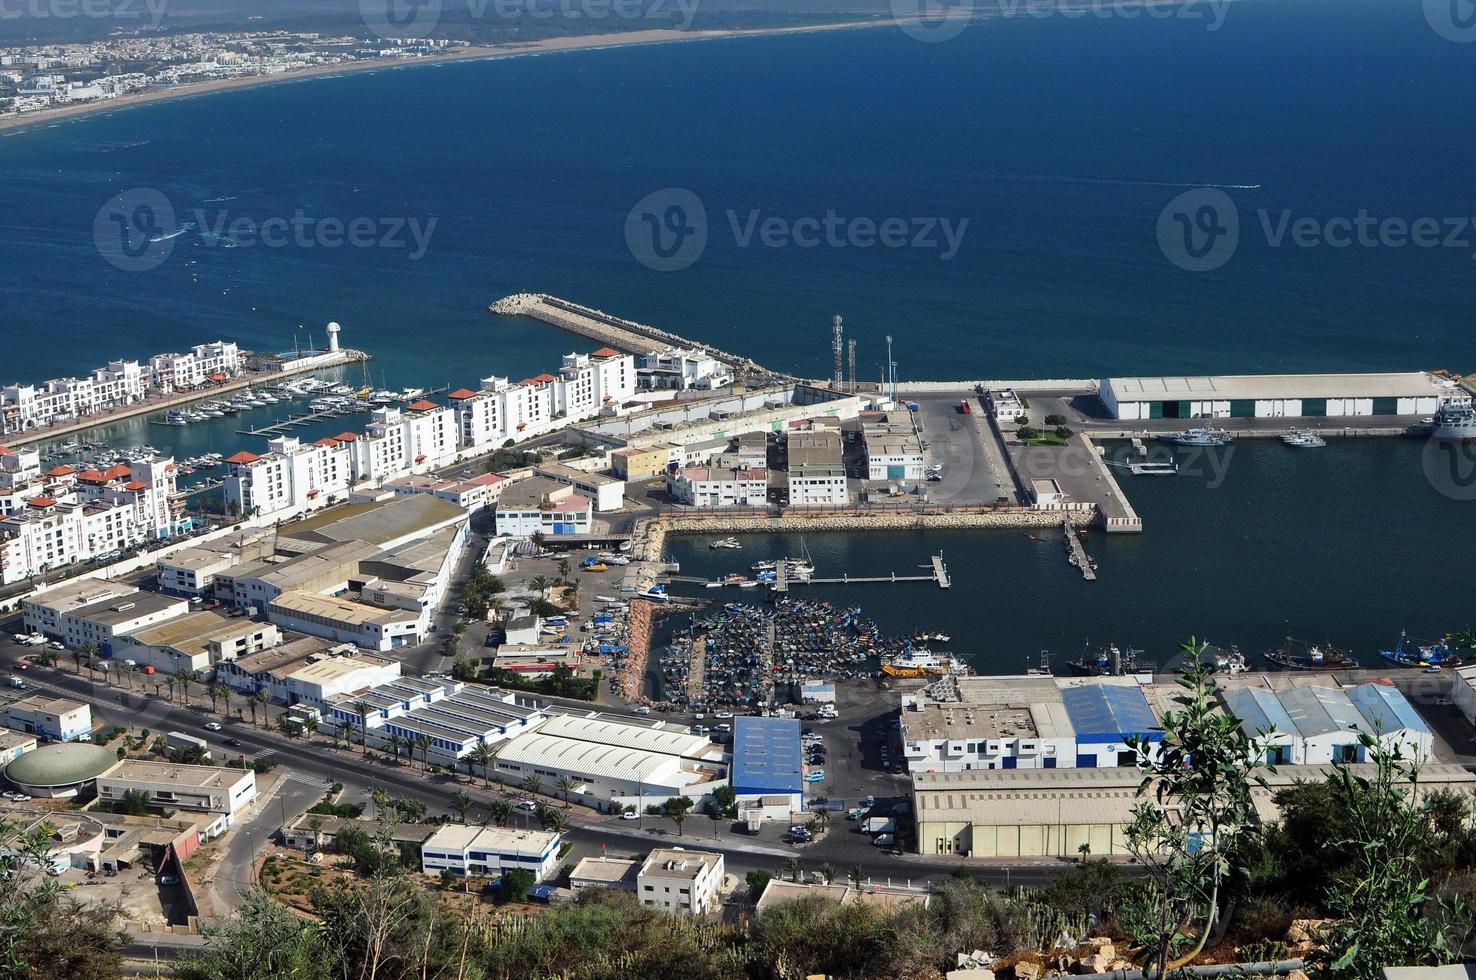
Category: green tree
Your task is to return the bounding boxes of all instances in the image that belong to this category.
[746,869,773,904]
[711,784,738,818]
[1312,735,1475,980]
[488,800,513,827]
[663,795,695,837]
[501,867,536,903]
[1125,641,1270,978]
[451,791,473,824]
[352,700,373,754]
[525,774,544,799]
[174,668,196,706]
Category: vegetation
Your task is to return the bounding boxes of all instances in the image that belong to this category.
[478,663,599,701]
[460,561,504,620]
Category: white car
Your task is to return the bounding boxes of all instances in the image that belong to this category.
[620,810,640,820]
[632,706,651,715]
[204,722,222,732]
[515,800,537,811]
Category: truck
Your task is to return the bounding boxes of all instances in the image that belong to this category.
[959,400,972,415]
[863,816,897,835]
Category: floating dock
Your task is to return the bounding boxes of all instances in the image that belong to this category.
[1063,517,1097,581]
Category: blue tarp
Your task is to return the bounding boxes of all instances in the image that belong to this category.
[732,716,803,795]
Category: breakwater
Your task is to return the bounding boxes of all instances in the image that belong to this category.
[488,293,779,382]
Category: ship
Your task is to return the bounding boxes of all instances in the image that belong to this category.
[1191,643,1248,674]
[1156,427,1232,447]
[880,650,970,678]
[1378,630,1462,669]
[1432,394,1476,442]
[1064,644,1147,677]
[1263,637,1358,671]
[1282,430,1327,448]
[710,537,742,550]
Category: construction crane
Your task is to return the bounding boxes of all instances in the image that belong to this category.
[832,314,844,390]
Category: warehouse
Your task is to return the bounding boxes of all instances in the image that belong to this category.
[114,613,283,674]
[730,716,803,817]
[1099,372,1453,422]
[492,714,728,809]
[325,679,547,769]
[1060,682,1163,767]
[267,590,423,651]
[1223,687,1300,765]
[96,760,256,837]
[420,824,561,881]
[901,676,1078,773]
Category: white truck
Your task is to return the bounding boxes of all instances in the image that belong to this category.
[862,816,897,835]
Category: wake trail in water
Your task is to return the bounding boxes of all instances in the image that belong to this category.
[993,172,1261,190]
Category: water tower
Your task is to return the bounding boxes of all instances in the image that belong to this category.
[326,321,341,353]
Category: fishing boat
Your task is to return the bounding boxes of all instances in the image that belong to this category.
[1282,430,1327,448]
[1191,644,1248,674]
[1156,427,1232,447]
[1064,644,1147,677]
[881,650,970,678]
[710,537,742,550]
[1263,637,1358,671]
[913,631,952,644]
[1378,631,1462,669]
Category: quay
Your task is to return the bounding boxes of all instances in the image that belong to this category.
[489,293,780,383]
[6,346,370,449]
[1062,516,1097,581]
[672,553,951,592]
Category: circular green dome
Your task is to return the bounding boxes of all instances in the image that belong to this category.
[4,742,117,789]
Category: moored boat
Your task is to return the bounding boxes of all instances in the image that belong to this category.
[1378,630,1462,669]
[1282,430,1327,448]
[1065,644,1147,676]
[1156,427,1232,447]
[1263,637,1358,671]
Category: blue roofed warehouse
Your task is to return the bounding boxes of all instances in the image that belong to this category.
[731,716,803,819]
[1060,684,1162,768]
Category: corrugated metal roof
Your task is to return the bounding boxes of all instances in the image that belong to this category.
[1224,687,1297,738]
[1346,682,1429,736]
[732,716,802,795]
[1277,686,1366,738]
[1061,685,1159,740]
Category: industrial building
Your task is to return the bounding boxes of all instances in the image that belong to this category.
[1,741,116,798]
[493,477,594,537]
[534,463,625,512]
[267,590,423,651]
[1059,682,1163,767]
[569,855,641,895]
[114,613,283,675]
[95,760,257,837]
[730,716,803,818]
[1227,679,1432,765]
[5,694,92,743]
[860,412,924,482]
[491,714,727,809]
[21,579,137,637]
[1098,372,1455,422]
[54,591,190,657]
[786,426,848,506]
[419,824,561,881]
[667,465,770,508]
[0,728,36,766]
[637,847,726,915]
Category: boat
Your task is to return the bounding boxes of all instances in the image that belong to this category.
[596,554,630,565]
[164,410,189,426]
[1282,430,1327,448]
[710,537,742,550]
[1432,394,1476,441]
[751,560,777,572]
[913,631,952,643]
[1156,427,1232,447]
[1192,643,1248,674]
[881,650,970,678]
[595,595,620,603]
[369,390,398,405]
[1128,460,1178,475]
[1378,630,1463,669]
[1065,644,1147,677]
[1262,637,1359,671]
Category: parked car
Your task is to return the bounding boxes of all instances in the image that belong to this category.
[13,661,27,670]
[620,809,639,820]
[632,706,652,715]
[803,771,825,783]
[157,875,180,886]
[872,833,896,848]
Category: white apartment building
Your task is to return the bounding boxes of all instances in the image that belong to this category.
[147,341,243,392]
[554,349,636,418]
[0,361,147,435]
[637,347,731,390]
[95,760,256,837]
[351,403,460,484]
[668,466,769,507]
[420,825,561,881]
[492,478,593,537]
[222,434,354,521]
[637,848,725,915]
[156,546,241,597]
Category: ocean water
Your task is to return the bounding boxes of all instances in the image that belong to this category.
[0,0,1474,401]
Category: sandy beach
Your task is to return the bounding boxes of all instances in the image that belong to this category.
[0,20,886,138]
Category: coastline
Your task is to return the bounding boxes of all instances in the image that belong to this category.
[0,20,886,138]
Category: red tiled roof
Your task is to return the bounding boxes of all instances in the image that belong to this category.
[314,437,340,448]
[123,480,148,492]
[46,465,75,477]
[533,373,556,383]
[226,451,260,465]
[0,446,12,455]
[591,347,620,358]
[407,399,438,412]
[78,469,106,482]
[334,432,358,442]
[28,497,56,508]
[448,388,478,399]
[102,464,131,480]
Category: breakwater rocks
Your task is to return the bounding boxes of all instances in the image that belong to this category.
[488,293,776,380]
[632,509,1092,563]
[615,597,657,702]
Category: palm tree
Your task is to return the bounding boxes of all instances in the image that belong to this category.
[165,675,177,702]
[556,775,575,807]
[207,683,222,713]
[352,700,373,754]
[173,668,195,706]
[387,733,405,762]
[370,787,388,821]
[1077,842,1092,862]
[528,575,552,601]
[253,690,271,728]
[247,692,259,727]
[525,774,544,799]
[820,862,837,885]
[306,815,324,853]
[785,857,804,884]
[815,807,831,833]
[557,558,571,581]
[451,791,474,824]
[848,864,865,890]
[542,809,568,835]
[414,734,432,770]
[469,742,497,787]
[213,683,232,717]
[488,800,512,827]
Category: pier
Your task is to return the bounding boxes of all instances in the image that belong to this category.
[1062,517,1097,581]
[236,385,453,437]
[675,553,951,592]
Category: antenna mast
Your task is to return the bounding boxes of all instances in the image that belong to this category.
[832,315,844,390]
[847,338,857,394]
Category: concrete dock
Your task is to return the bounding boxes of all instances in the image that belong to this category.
[1062,517,1097,581]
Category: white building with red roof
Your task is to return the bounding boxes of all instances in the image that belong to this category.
[222,434,354,522]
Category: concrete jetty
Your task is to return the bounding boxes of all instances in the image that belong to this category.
[488,293,780,383]
[1062,516,1097,581]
